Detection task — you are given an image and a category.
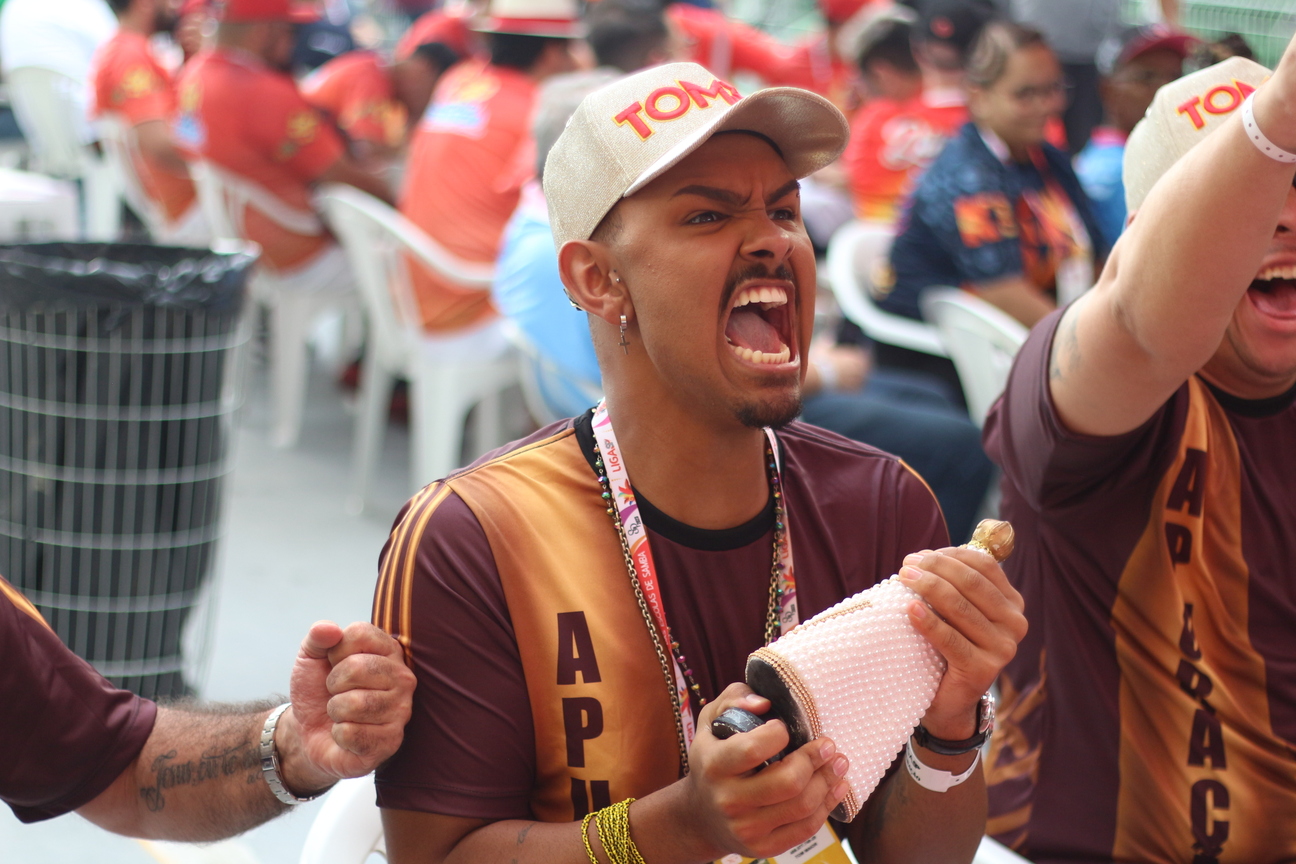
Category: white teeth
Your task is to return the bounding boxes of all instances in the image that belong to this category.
[727,342,792,364]
[1258,264,1296,281]
[732,286,788,309]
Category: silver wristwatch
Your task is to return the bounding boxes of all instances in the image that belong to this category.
[260,702,325,805]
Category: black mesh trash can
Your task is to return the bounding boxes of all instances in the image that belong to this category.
[0,242,256,699]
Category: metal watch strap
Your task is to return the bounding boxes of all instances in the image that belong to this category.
[912,691,995,756]
[260,702,322,805]
[904,739,981,793]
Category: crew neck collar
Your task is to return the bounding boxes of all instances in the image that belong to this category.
[572,410,775,551]
[1201,376,1296,418]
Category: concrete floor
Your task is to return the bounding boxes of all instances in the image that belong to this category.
[1,353,465,864]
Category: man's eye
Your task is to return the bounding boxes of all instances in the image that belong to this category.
[772,208,797,221]
[688,211,722,224]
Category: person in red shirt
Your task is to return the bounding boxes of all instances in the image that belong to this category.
[667,0,873,113]
[92,0,204,242]
[399,0,581,333]
[302,40,460,163]
[843,2,990,225]
[395,2,478,62]
[173,0,392,274]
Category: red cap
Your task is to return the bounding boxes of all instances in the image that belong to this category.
[819,0,873,26]
[211,0,320,24]
[395,8,474,60]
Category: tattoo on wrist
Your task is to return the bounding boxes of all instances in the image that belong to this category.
[139,742,261,812]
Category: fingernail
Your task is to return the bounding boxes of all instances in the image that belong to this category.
[820,740,836,760]
[903,553,923,566]
[911,602,928,620]
[899,566,920,582]
[833,755,848,776]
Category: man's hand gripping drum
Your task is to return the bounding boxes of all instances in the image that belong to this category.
[712,520,1019,820]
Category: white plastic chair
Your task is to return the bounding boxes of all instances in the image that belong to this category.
[921,287,1028,428]
[0,167,78,240]
[298,775,384,864]
[6,66,122,240]
[318,183,518,511]
[192,160,357,448]
[824,220,948,357]
[974,835,1031,864]
[502,320,602,426]
[97,113,210,246]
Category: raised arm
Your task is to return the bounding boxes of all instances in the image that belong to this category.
[1049,40,1296,436]
[77,621,414,841]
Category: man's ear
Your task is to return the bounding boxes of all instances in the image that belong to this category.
[559,239,629,326]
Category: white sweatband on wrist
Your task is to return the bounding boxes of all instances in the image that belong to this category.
[905,738,981,793]
[1242,93,1296,164]
[260,702,325,805]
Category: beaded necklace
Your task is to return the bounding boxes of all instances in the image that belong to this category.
[588,401,798,772]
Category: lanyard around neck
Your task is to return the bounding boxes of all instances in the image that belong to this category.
[589,400,799,751]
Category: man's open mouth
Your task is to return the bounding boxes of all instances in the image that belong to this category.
[723,285,795,366]
[1249,264,1296,317]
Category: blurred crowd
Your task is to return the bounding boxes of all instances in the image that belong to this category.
[0,0,1259,538]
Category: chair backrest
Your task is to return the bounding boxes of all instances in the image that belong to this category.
[921,287,1028,427]
[97,113,167,234]
[298,775,385,864]
[6,67,89,178]
[191,159,324,242]
[825,220,948,358]
[317,182,494,361]
[501,319,602,425]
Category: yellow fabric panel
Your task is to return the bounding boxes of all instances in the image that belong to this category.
[1111,377,1296,863]
[448,429,681,822]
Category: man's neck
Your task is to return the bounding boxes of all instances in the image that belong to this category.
[600,389,770,531]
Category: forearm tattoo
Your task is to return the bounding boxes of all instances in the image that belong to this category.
[139,741,261,812]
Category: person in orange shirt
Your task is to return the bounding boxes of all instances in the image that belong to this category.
[173,0,392,274]
[843,0,992,225]
[302,40,460,163]
[399,0,581,333]
[92,0,205,242]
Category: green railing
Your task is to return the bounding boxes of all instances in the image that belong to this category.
[1124,0,1296,67]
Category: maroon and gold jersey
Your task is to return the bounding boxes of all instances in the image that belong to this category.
[984,311,1296,864]
[1,576,157,822]
[372,412,947,819]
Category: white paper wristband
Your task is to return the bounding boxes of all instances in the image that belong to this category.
[905,738,981,793]
[1242,92,1296,164]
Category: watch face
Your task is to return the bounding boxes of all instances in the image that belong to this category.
[978,692,996,736]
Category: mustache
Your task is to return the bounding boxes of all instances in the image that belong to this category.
[721,262,795,310]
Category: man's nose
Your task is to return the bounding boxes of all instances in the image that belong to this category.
[739,211,794,263]
[1278,185,1296,236]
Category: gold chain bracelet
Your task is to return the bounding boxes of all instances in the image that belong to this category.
[581,811,599,864]
[587,799,644,864]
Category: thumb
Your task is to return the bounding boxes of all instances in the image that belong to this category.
[299,620,345,662]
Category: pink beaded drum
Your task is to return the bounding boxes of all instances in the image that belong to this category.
[718,519,1014,821]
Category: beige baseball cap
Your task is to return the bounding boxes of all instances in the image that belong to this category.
[542,61,850,249]
[1125,56,1271,213]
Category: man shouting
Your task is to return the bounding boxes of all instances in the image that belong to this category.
[373,62,1027,864]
